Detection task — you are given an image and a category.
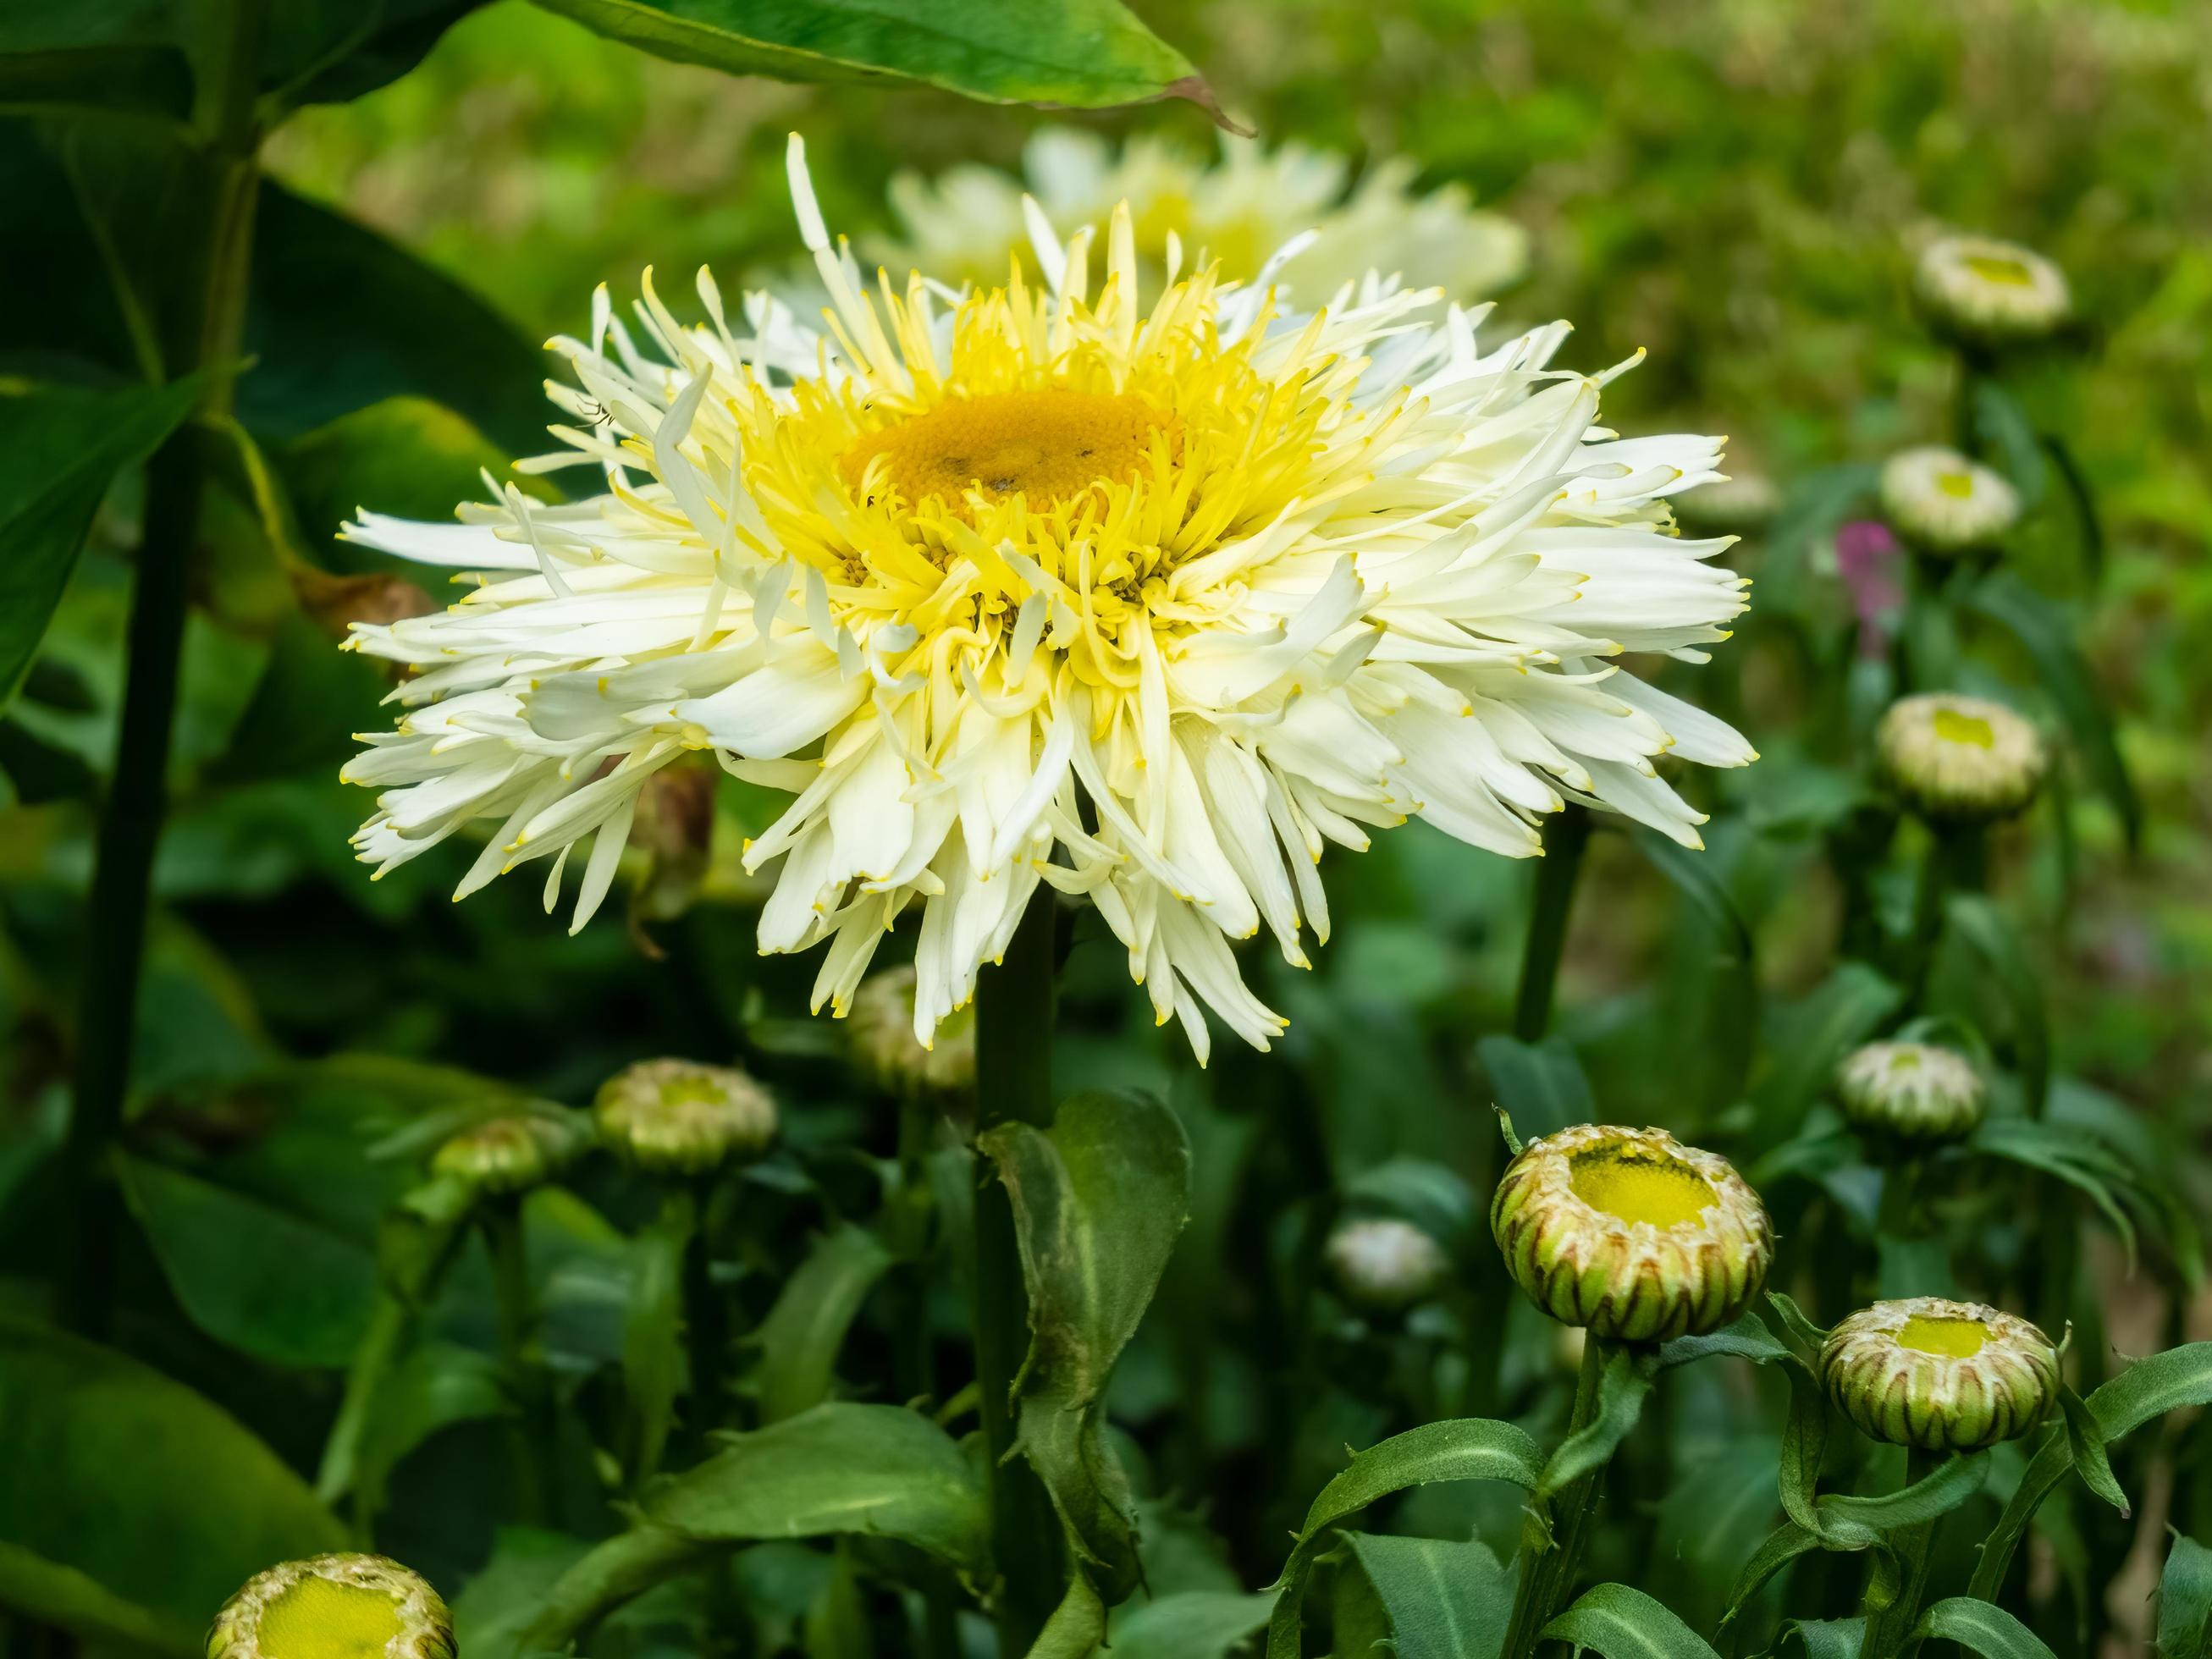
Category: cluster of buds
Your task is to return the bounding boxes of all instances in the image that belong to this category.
[430,1109,590,1197]
[595,1057,779,1178]
[1326,1217,1452,1314]
[208,1554,452,1659]
[846,965,976,1104]
[1818,1297,2057,1452]
[1491,1124,1773,1342]
[1878,693,2046,824]
[1836,1041,1986,1144]
[1913,234,2071,350]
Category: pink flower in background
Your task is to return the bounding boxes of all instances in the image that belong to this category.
[1834,519,1904,659]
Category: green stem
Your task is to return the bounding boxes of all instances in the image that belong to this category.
[1514,807,1591,1043]
[681,1182,731,1459]
[972,891,1065,1655]
[1863,1447,1944,1659]
[56,0,268,1339]
[1502,1334,1611,1659]
[484,1196,552,1526]
[1900,823,1983,1014]
[890,1096,963,1659]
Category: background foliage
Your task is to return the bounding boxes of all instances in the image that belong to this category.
[3,2,2209,1657]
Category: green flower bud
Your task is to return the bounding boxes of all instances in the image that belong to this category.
[847,965,976,1102]
[1913,234,2071,349]
[1878,446,2019,556]
[595,1057,777,1177]
[208,1554,452,1659]
[1819,1298,2057,1452]
[1326,1217,1451,1312]
[1490,1124,1773,1342]
[1878,692,2046,823]
[429,1111,587,1197]
[1836,1041,1985,1144]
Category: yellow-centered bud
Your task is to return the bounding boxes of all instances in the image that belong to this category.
[1836,1041,1985,1144]
[847,965,976,1102]
[1490,1124,1773,1342]
[429,1110,587,1197]
[595,1057,778,1177]
[1878,446,2019,556]
[1819,1298,2057,1452]
[208,1554,452,1659]
[1913,234,2071,349]
[1878,692,2046,824]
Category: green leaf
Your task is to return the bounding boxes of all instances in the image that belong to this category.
[1538,1344,1657,1499]
[1029,1572,1106,1658]
[1343,1533,1513,1659]
[1718,1521,1822,1630]
[1633,826,1755,967]
[0,375,202,711]
[1910,1597,2057,1659]
[2057,1382,2129,1518]
[1263,1417,1542,1659]
[1776,1359,1831,1534]
[1110,1590,1274,1659]
[528,0,1215,112]
[1944,896,2050,1117]
[515,1525,716,1657]
[980,1090,1191,1601]
[2159,1533,2212,1659]
[205,610,394,785]
[1475,1033,1593,1142]
[115,1151,380,1369]
[753,1224,896,1424]
[1973,1342,2212,1599]
[347,1340,505,1524]
[620,1194,691,1485]
[1970,1116,2136,1265]
[2041,434,2104,585]
[277,394,543,561]
[1816,1450,1988,1544]
[1967,570,2139,850]
[1752,964,1902,1138]
[0,1539,200,1658]
[1771,1618,1865,1659]
[1658,1309,1794,1370]
[1538,1583,1722,1659]
[0,1317,343,1629]
[1971,382,2047,512]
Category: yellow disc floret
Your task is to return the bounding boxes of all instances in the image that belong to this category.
[840,389,1169,515]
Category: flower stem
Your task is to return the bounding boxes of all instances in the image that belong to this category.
[1514,807,1591,1043]
[1862,1447,1944,1659]
[483,1195,552,1526]
[972,891,1065,1654]
[1502,1333,1612,1659]
[1900,822,1983,1013]
[680,1182,731,1460]
[56,0,268,1339]
[889,1095,964,1659]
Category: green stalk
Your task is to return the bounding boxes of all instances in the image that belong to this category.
[483,1196,552,1526]
[1502,1334,1611,1659]
[57,0,268,1338]
[890,1094,962,1659]
[681,1182,731,1458]
[1514,807,1591,1043]
[972,892,1065,1654]
[1862,1447,1943,1659]
[1900,822,1983,1013]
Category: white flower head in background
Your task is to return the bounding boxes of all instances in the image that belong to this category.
[1913,234,2071,348]
[870,128,1529,308]
[1878,444,2020,555]
[341,135,1751,1061]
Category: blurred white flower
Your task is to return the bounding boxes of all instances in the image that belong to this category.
[1878,692,2046,822]
[869,128,1528,307]
[1879,445,2019,554]
[341,135,1750,1061]
[1326,1217,1450,1311]
[1913,234,2070,348]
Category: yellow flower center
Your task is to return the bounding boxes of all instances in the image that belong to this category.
[1886,1050,1923,1071]
[1895,1314,1989,1358]
[1963,254,2035,288]
[1569,1144,1716,1229]
[259,1577,405,1659]
[1932,708,1995,748]
[841,389,1167,515]
[1935,469,1977,499]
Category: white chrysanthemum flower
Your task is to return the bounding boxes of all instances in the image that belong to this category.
[1913,234,2070,348]
[1878,445,2020,554]
[871,129,1527,307]
[340,136,1751,1061]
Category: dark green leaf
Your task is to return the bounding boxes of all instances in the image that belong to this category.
[528,0,1213,112]
[0,1539,199,1658]
[753,1224,895,1424]
[1476,1033,1593,1143]
[1776,1359,1831,1535]
[348,1340,505,1524]
[620,1194,691,1484]
[1538,1344,1657,1499]
[0,46,190,119]
[1816,1450,1988,1544]
[1718,1521,1821,1630]
[1264,1417,1542,1659]
[0,1318,343,1628]
[2041,434,2104,585]
[1752,964,1902,1138]
[1772,1618,1865,1659]
[2057,1382,2128,1517]
[1911,1597,2057,1659]
[115,1151,380,1368]
[2159,1533,2212,1659]
[1633,826,1754,968]
[0,375,202,710]
[515,1526,716,1657]
[1967,570,2139,850]
[1539,1582,1722,1659]
[981,1090,1190,1601]
[1945,895,2050,1117]
[1658,1309,1794,1370]
[1344,1533,1513,1659]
